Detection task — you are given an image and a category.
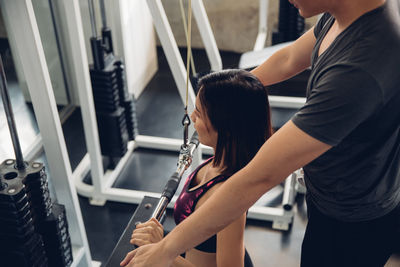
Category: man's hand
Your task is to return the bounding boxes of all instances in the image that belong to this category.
[120,242,173,267]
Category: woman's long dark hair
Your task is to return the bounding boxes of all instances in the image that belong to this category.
[197,69,272,176]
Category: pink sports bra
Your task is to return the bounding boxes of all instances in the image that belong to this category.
[173,157,229,253]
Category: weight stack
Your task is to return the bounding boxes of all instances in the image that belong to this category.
[0,160,48,267]
[22,162,53,223]
[115,60,137,141]
[90,57,137,159]
[272,0,305,45]
[97,106,129,158]
[122,94,137,141]
[90,63,121,113]
[0,159,73,267]
[36,203,73,267]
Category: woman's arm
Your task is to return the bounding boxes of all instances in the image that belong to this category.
[122,218,196,267]
[123,249,196,267]
[216,213,247,267]
[129,218,164,246]
[251,27,316,86]
[124,121,331,267]
[170,213,247,267]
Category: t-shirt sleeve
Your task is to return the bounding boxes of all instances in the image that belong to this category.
[291,65,383,146]
[314,13,331,38]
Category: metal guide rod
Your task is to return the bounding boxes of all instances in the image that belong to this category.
[88,0,97,37]
[151,131,200,220]
[0,55,25,170]
[282,173,297,211]
[99,0,107,28]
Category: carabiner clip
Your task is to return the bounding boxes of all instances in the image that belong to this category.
[181,112,191,148]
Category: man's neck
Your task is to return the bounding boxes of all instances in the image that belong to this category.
[329,0,386,30]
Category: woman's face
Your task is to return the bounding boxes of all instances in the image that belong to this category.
[190,95,218,148]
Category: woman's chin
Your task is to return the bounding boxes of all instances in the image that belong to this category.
[199,139,210,147]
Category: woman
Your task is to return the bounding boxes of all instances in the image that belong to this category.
[121,69,272,267]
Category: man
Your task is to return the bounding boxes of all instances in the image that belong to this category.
[122,0,400,266]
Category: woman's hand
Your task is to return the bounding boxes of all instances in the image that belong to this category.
[130,218,164,246]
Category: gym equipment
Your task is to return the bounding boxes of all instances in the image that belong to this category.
[0,54,47,267]
[73,0,301,231]
[0,163,48,267]
[272,0,305,45]
[0,55,73,267]
[37,203,73,267]
[104,132,200,267]
[239,0,307,109]
[0,1,96,265]
[73,0,220,206]
[88,0,137,162]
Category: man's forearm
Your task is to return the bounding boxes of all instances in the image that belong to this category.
[251,28,315,86]
[251,46,297,86]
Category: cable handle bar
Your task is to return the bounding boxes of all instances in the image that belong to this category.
[151,131,199,221]
[104,132,200,267]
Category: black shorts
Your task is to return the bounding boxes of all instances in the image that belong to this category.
[301,197,400,267]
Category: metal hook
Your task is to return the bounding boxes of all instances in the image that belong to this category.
[181,112,191,148]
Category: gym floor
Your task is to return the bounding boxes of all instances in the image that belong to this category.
[1,45,399,266]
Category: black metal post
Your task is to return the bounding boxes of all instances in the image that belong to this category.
[0,55,26,170]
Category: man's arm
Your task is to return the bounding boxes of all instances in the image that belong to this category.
[251,27,316,86]
[127,121,331,266]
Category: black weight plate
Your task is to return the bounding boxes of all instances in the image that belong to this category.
[92,78,119,89]
[0,218,34,235]
[27,186,50,201]
[24,177,48,191]
[0,184,27,203]
[93,85,119,96]
[0,201,31,219]
[0,209,32,227]
[23,167,46,183]
[90,67,117,78]
[0,193,29,210]
[0,231,40,251]
[93,93,120,104]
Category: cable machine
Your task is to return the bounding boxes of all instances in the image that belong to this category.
[0,1,97,265]
[102,2,304,262]
[72,0,221,206]
[69,0,301,231]
[0,0,305,265]
[0,54,74,266]
[105,8,305,267]
[87,0,137,169]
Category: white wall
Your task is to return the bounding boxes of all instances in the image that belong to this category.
[112,0,158,98]
[162,0,318,53]
[79,0,158,98]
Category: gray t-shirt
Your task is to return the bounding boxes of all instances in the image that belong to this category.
[292,1,400,221]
